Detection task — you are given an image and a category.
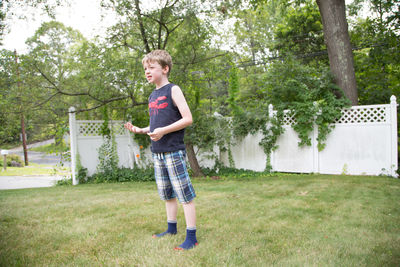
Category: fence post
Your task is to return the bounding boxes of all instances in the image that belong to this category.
[313,102,320,173]
[69,107,78,185]
[268,104,275,171]
[127,132,134,169]
[390,95,398,177]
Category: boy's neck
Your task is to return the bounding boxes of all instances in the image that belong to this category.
[155,77,170,89]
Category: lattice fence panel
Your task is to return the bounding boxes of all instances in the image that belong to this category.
[335,106,387,124]
[279,105,388,126]
[77,121,126,137]
[283,113,296,126]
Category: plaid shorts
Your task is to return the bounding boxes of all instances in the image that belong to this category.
[152,150,196,204]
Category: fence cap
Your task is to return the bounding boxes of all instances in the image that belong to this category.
[1,150,9,155]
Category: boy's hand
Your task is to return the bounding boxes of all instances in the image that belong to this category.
[148,128,164,141]
[124,122,141,134]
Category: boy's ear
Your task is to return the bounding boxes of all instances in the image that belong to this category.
[163,65,169,74]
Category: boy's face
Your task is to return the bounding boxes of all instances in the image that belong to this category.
[143,60,169,84]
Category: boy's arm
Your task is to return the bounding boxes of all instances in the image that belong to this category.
[124,123,149,134]
[148,85,193,141]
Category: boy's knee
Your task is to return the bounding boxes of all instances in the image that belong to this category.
[182,200,195,206]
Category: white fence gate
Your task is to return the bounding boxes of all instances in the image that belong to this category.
[68,96,398,184]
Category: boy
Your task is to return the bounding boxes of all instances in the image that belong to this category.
[124,50,198,250]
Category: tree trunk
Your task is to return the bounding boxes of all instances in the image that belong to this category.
[14,50,28,166]
[316,0,358,105]
[185,142,204,177]
[20,113,28,166]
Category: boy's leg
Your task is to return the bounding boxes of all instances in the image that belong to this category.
[166,198,178,222]
[153,153,178,238]
[182,200,196,228]
[174,200,198,250]
[164,150,198,250]
[153,199,178,238]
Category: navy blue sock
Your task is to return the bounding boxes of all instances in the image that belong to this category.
[175,228,198,250]
[153,221,177,238]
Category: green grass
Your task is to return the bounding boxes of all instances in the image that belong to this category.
[0,163,70,176]
[0,174,399,266]
[29,142,69,154]
[0,141,22,150]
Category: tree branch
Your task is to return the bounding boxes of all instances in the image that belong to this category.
[134,0,151,53]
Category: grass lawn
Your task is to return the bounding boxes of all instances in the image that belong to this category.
[0,163,70,176]
[0,174,399,266]
[29,142,69,154]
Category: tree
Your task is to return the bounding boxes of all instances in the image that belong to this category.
[0,0,64,44]
[249,0,358,104]
[0,49,41,164]
[0,1,5,44]
[316,0,358,105]
[272,0,326,65]
[349,0,400,105]
[101,0,230,176]
[0,49,20,145]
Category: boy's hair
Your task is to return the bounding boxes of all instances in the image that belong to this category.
[142,50,173,76]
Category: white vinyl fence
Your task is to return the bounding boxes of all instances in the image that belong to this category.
[68,107,152,185]
[68,96,398,184]
[226,95,398,178]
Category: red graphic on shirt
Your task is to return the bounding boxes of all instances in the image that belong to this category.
[149,95,168,116]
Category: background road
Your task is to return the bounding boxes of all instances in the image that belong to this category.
[8,139,70,167]
[0,139,70,190]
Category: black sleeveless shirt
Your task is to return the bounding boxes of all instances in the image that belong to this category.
[148,83,185,153]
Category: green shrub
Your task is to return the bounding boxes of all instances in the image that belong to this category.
[0,154,24,167]
[77,166,89,183]
[80,167,154,184]
[56,177,73,186]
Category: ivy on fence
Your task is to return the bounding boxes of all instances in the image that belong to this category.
[226,59,350,171]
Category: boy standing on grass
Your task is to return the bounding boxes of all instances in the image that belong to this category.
[124,50,198,251]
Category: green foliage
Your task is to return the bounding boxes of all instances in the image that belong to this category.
[74,153,88,183]
[0,1,4,44]
[350,14,400,105]
[231,108,268,139]
[259,109,285,167]
[96,106,119,175]
[264,57,350,150]
[0,49,21,145]
[56,177,73,186]
[81,167,154,184]
[226,56,349,171]
[272,0,326,64]
[96,134,119,174]
[228,65,243,117]
[0,154,24,167]
[225,1,351,170]
[100,106,111,137]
